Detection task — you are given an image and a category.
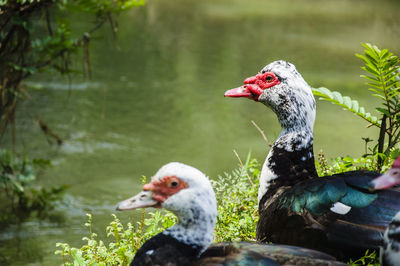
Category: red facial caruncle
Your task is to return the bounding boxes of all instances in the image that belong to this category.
[224,72,280,101]
[143,175,189,206]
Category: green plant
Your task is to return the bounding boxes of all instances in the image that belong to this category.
[315,149,396,177]
[0,149,67,224]
[212,153,260,242]
[0,0,145,226]
[55,211,176,265]
[348,250,379,266]
[0,0,145,142]
[313,43,400,170]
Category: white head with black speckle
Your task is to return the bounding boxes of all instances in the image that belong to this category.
[117,162,217,254]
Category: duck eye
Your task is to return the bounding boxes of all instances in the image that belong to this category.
[170,181,179,188]
[265,75,274,82]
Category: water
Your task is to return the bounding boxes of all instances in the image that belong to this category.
[1,0,400,264]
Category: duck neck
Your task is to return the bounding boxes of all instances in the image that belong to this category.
[258,126,317,206]
[162,199,216,256]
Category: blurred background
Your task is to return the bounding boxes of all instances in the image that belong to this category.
[1,0,400,264]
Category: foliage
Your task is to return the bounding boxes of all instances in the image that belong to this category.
[312,43,400,170]
[315,149,397,177]
[0,0,145,142]
[55,155,385,265]
[0,149,67,224]
[55,157,260,265]
[55,212,176,265]
[348,250,379,266]
[313,87,380,126]
[0,0,144,230]
[212,153,260,242]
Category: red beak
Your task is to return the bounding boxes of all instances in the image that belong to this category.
[224,86,254,99]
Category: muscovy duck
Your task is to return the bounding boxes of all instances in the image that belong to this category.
[370,157,400,266]
[117,162,345,265]
[224,60,400,259]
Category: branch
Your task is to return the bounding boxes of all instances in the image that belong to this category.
[251,120,272,147]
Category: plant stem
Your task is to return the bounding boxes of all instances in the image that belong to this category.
[377,114,387,170]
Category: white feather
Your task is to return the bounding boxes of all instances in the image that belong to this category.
[330,202,352,215]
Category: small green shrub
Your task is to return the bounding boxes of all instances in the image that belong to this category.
[54,156,260,265]
[315,149,396,177]
[212,153,260,242]
[313,43,400,170]
[348,250,379,266]
[55,212,176,265]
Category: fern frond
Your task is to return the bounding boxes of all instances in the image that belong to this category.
[312,87,381,127]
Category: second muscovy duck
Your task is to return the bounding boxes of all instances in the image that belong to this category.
[117,162,345,265]
[224,60,400,259]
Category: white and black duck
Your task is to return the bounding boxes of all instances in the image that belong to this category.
[117,162,345,265]
[224,60,400,260]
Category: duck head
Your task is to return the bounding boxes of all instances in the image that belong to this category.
[370,156,400,190]
[225,60,316,133]
[117,162,217,253]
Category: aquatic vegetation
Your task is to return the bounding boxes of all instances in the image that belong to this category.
[0,0,145,142]
[0,149,67,225]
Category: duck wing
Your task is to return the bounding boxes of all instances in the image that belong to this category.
[257,170,400,259]
[198,242,345,266]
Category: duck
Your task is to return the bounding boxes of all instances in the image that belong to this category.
[370,156,400,266]
[224,60,400,259]
[116,162,345,265]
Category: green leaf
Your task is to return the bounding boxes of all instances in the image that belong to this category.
[364,55,380,70]
[352,100,359,112]
[376,108,390,116]
[312,87,380,127]
[71,249,85,266]
[371,94,386,100]
[385,80,399,89]
[379,49,390,60]
[362,65,380,76]
[360,75,380,83]
[332,91,343,103]
[367,83,384,92]
[388,88,400,98]
[385,69,400,80]
[342,96,352,109]
[11,179,24,192]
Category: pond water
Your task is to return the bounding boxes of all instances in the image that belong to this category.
[1,0,400,264]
